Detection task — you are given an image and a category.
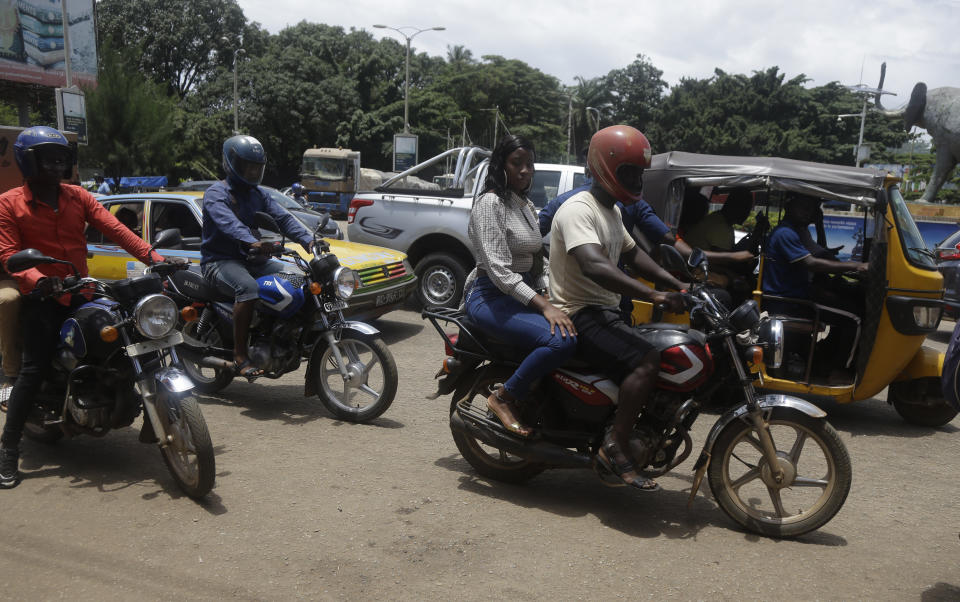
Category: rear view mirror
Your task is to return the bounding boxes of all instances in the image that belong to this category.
[688,248,707,270]
[254,211,280,233]
[5,248,56,273]
[152,228,182,250]
[659,244,688,272]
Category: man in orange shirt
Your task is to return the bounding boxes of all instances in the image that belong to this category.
[0,126,165,488]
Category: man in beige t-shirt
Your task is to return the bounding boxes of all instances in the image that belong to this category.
[548,125,684,493]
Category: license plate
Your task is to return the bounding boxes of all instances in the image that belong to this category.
[375,289,404,307]
[124,331,184,357]
[324,300,348,312]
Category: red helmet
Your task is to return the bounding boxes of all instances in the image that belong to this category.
[587,125,652,204]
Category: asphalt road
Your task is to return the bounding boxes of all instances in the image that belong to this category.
[1,304,959,600]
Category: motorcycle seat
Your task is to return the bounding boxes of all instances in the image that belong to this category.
[169,269,234,303]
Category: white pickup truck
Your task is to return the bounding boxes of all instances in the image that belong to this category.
[347,146,585,308]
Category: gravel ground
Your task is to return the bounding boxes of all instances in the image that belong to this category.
[1,308,958,600]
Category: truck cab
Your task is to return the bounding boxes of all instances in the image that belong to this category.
[300,147,361,217]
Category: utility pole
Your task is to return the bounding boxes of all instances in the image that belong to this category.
[566,94,573,164]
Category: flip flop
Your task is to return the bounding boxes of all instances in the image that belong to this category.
[597,428,660,492]
[234,359,264,382]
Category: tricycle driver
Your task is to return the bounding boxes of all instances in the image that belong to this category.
[549,125,685,492]
[762,193,869,373]
[201,135,314,380]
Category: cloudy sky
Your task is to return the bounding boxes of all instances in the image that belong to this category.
[236,0,959,107]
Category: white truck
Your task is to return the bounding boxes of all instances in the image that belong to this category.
[347,146,585,308]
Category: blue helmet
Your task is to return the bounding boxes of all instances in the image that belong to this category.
[291,182,304,195]
[222,134,266,188]
[14,126,73,180]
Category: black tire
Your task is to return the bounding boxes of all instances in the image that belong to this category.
[707,407,851,538]
[23,422,63,443]
[449,373,545,484]
[414,253,467,309]
[156,393,216,499]
[180,320,234,394]
[315,332,397,422]
[889,378,959,427]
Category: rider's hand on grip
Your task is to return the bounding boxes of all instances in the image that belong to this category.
[34,276,63,298]
[164,256,189,265]
[652,291,686,314]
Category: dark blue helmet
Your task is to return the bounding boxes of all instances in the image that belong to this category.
[222,135,266,188]
[291,182,304,195]
[14,126,73,180]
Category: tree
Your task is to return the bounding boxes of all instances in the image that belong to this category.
[79,45,181,184]
[96,0,261,98]
[606,54,667,130]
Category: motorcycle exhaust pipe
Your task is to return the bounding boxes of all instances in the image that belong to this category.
[198,357,234,370]
[450,411,591,469]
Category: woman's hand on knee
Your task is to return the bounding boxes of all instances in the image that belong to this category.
[541,303,576,338]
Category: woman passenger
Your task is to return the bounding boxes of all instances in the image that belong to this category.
[463,135,577,437]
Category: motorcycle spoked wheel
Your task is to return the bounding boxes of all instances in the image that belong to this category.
[707,407,851,538]
[315,331,398,422]
[180,320,235,394]
[449,373,545,484]
[155,392,216,499]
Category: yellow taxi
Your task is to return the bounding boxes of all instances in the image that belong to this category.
[86,192,416,319]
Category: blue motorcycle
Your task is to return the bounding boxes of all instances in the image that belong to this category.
[165,214,398,423]
[6,229,215,499]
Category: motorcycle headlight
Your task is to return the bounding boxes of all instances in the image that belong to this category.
[133,293,178,339]
[333,267,359,300]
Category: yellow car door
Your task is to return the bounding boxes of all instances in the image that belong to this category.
[85,199,148,280]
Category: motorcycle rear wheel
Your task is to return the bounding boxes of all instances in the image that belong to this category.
[707,407,851,538]
[315,332,397,422]
[449,375,545,484]
[180,321,235,394]
[156,393,215,499]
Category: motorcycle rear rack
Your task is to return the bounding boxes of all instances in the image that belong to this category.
[422,306,493,362]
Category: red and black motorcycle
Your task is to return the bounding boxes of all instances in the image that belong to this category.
[423,247,851,538]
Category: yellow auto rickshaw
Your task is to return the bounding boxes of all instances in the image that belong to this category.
[638,152,955,427]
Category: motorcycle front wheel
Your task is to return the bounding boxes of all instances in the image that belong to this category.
[707,407,851,538]
[180,320,234,394]
[155,393,215,499]
[315,332,397,422]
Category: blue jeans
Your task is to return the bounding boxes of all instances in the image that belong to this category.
[465,275,576,400]
[202,258,287,303]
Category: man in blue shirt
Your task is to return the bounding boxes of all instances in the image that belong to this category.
[201,135,313,379]
[763,193,868,369]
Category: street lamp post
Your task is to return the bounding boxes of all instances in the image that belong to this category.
[232,47,245,134]
[222,37,245,134]
[373,24,445,133]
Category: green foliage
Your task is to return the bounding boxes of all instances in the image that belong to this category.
[97,0,252,98]
[79,45,181,184]
[85,5,916,186]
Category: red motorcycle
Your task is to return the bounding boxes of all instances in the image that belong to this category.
[423,247,851,538]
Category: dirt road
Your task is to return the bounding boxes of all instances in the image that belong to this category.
[1,308,959,600]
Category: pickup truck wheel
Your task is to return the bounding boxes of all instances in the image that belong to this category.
[415,253,467,309]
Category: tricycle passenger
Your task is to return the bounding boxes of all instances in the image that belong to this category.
[463,135,577,438]
[682,188,768,303]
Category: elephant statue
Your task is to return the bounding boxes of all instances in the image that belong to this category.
[875,63,960,202]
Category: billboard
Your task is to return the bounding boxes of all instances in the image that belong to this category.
[393,133,418,173]
[0,0,97,88]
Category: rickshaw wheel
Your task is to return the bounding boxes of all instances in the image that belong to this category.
[889,378,959,427]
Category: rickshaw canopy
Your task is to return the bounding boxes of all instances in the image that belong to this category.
[643,152,894,217]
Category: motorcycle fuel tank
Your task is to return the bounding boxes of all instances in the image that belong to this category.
[257,274,305,318]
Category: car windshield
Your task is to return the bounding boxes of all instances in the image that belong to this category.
[302,157,348,180]
[888,186,937,270]
[263,187,299,210]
